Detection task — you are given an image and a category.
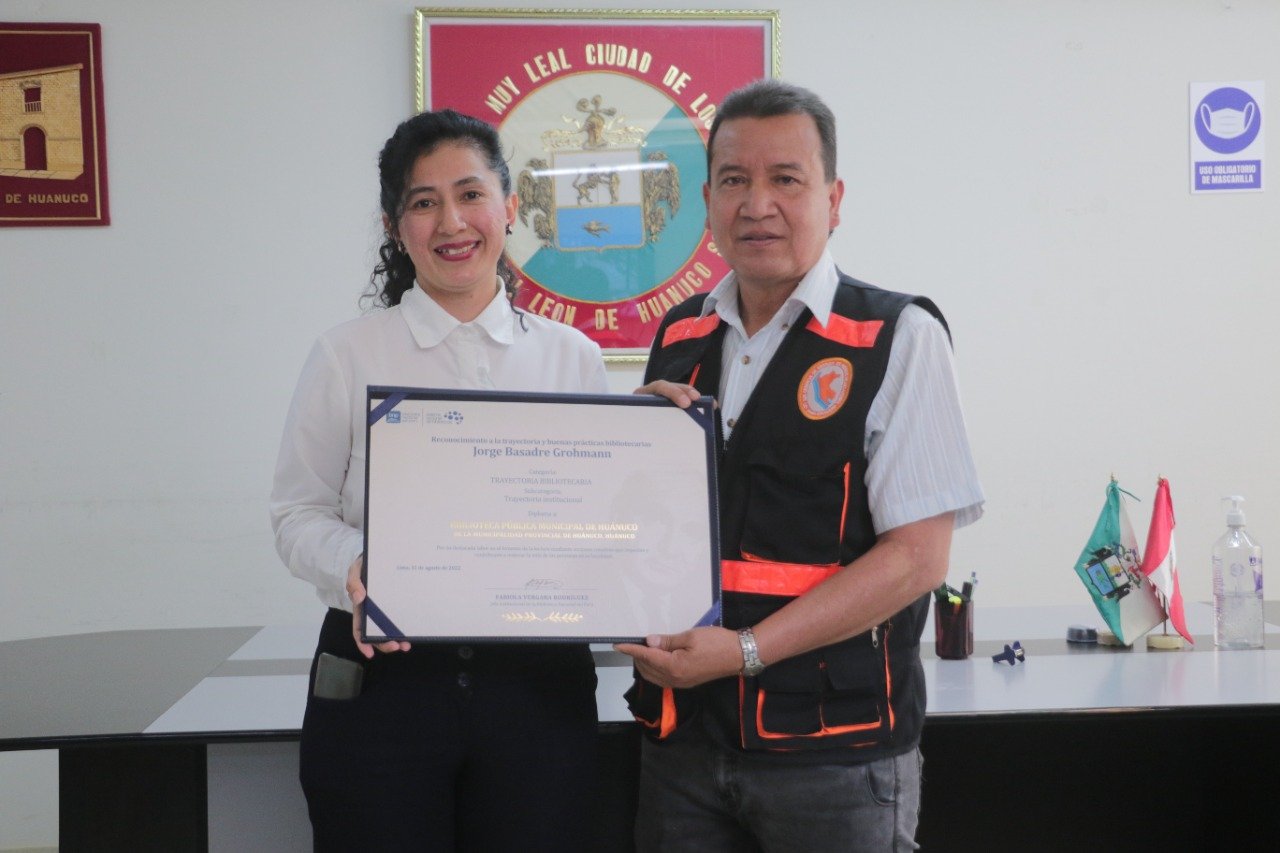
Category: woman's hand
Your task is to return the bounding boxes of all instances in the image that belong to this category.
[347,555,412,659]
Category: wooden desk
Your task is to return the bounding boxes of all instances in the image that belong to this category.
[916,601,1280,850]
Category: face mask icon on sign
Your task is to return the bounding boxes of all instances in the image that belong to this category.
[1199,102,1256,139]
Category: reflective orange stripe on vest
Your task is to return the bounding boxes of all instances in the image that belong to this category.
[805,314,884,347]
[722,558,841,596]
[658,687,677,737]
[662,314,720,347]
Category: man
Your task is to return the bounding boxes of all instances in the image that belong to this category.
[616,79,984,852]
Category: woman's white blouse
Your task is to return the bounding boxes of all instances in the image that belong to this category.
[270,286,608,611]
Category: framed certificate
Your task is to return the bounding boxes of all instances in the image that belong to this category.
[414,8,780,359]
[362,387,721,643]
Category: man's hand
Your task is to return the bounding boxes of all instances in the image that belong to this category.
[634,379,702,409]
[347,556,411,659]
[615,626,743,689]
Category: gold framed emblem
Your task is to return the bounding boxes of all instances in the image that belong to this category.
[415,8,780,359]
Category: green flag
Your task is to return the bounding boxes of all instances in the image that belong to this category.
[1073,479,1165,645]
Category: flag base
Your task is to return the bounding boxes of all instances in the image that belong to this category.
[1097,630,1123,646]
[1146,634,1184,650]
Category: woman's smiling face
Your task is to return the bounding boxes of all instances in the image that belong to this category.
[393,141,517,313]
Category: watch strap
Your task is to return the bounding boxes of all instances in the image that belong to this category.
[738,627,765,676]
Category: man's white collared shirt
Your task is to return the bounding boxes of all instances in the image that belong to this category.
[700,250,984,534]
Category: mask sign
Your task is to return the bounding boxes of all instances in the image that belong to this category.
[1190,81,1264,193]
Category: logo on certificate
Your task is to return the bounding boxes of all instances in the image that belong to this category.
[798,358,853,420]
[424,410,463,425]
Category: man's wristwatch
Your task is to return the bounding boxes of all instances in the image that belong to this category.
[738,627,766,676]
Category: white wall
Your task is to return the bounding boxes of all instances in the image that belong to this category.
[3,1,1278,847]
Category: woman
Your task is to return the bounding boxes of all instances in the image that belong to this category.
[270,109,607,851]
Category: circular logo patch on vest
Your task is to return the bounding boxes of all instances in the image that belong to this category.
[797,358,854,420]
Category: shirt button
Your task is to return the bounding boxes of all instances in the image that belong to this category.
[457,646,473,660]
[741,355,751,365]
[457,672,472,688]
[727,417,737,429]
[781,323,790,330]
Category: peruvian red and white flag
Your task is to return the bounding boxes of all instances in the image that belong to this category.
[1139,478,1193,643]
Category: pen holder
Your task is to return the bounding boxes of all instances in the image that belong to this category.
[934,598,973,660]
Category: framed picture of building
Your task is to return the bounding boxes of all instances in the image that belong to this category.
[415,8,780,358]
[0,22,109,227]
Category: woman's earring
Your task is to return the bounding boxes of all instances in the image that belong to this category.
[396,240,406,253]
[505,223,513,236]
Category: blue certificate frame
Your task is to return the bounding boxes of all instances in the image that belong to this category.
[361,387,721,643]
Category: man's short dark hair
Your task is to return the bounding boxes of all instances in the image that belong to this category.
[706,79,838,182]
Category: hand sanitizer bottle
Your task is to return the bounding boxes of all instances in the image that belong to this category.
[1213,496,1264,649]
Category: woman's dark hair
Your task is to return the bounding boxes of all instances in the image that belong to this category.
[365,109,518,309]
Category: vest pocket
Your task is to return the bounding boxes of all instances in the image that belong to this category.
[741,453,847,566]
[740,639,890,752]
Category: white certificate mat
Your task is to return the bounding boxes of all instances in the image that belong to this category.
[361,387,721,643]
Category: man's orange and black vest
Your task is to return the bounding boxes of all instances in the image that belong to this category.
[626,273,947,762]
